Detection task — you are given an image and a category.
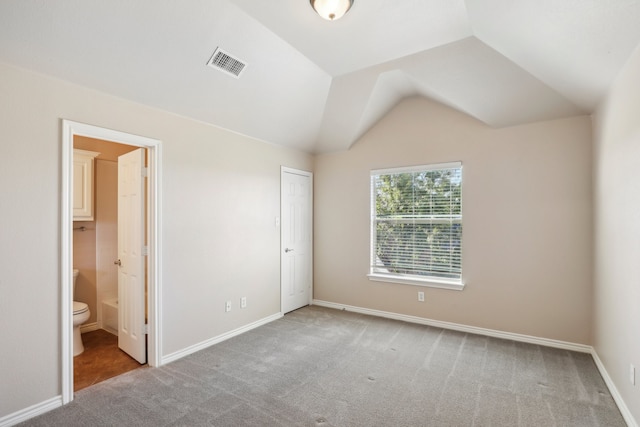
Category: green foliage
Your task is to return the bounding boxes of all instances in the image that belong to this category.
[373,168,462,279]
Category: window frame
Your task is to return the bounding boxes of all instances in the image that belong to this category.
[368,162,465,291]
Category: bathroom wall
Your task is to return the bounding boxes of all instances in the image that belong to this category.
[72,221,97,324]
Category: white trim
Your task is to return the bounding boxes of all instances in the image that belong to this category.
[60,122,73,404]
[367,273,465,291]
[591,350,638,427]
[161,312,283,365]
[371,161,462,176]
[148,141,163,370]
[79,322,99,334]
[61,120,163,405]
[0,396,62,427]
[281,166,313,177]
[311,299,591,353]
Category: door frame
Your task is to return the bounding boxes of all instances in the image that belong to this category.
[61,120,163,404]
[280,166,313,314]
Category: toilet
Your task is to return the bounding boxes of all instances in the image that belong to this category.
[72,269,90,356]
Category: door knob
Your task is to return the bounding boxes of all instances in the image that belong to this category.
[114,259,122,266]
[284,248,294,253]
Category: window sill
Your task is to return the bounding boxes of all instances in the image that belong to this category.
[367,273,465,291]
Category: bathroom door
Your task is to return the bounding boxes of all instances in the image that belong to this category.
[281,168,313,314]
[117,148,147,364]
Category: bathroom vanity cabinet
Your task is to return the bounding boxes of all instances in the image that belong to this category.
[73,149,99,221]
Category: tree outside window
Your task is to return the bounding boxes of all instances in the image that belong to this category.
[371,163,462,283]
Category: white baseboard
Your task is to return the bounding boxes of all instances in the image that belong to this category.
[312,299,638,427]
[0,396,62,427]
[591,350,638,427]
[161,312,283,365]
[312,299,591,353]
[80,322,99,334]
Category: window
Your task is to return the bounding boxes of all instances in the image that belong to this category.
[369,162,463,290]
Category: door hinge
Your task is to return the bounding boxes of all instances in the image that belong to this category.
[142,246,149,256]
[144,324,149,334]
[142,167,148,177]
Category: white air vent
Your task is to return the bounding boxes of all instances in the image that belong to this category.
[207,48,247,78]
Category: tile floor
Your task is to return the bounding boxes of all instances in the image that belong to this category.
[74,329,145,391]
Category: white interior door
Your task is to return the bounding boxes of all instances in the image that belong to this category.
[281,168,313,314]
[117,148,146,364]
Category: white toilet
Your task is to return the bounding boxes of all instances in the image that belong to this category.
[72,269,90,356]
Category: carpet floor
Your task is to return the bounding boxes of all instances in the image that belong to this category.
[20,305,625,426]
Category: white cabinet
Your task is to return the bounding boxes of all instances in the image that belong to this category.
[73,149,100,221]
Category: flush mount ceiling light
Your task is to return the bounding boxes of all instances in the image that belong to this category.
[310,0,354,21]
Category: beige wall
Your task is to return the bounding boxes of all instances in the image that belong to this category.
[593,42,640,422]
[0,62,312,417]
[314,97,593,344]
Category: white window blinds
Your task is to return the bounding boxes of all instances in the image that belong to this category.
[370,162,462,283]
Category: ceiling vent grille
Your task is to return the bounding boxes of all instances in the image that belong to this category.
[207,48,247,78]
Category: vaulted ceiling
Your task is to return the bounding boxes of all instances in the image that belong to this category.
[1,0,639,153]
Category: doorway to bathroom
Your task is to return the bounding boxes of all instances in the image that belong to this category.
[72,137,144,390]
[61,120,162,403]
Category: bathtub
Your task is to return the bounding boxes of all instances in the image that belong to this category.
[102,298,118,336]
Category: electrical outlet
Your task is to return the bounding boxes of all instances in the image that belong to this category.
[631,364,636,386]
[240,297,247,308]
[225,301,232,312]
[418,291,425,302]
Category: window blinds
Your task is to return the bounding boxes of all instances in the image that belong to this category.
[371,162,462,282]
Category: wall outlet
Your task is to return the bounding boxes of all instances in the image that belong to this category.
[418,291,425,302]
[240,297,247,309]
[631,364,636,386]
[225,301,232,312]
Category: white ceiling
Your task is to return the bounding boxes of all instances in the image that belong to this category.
[1,0,639,153]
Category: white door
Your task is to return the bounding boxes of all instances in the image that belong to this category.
[281,168,313,314]
[117,148,146,364]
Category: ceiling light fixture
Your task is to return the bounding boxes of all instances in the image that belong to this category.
[310,0,354,21]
